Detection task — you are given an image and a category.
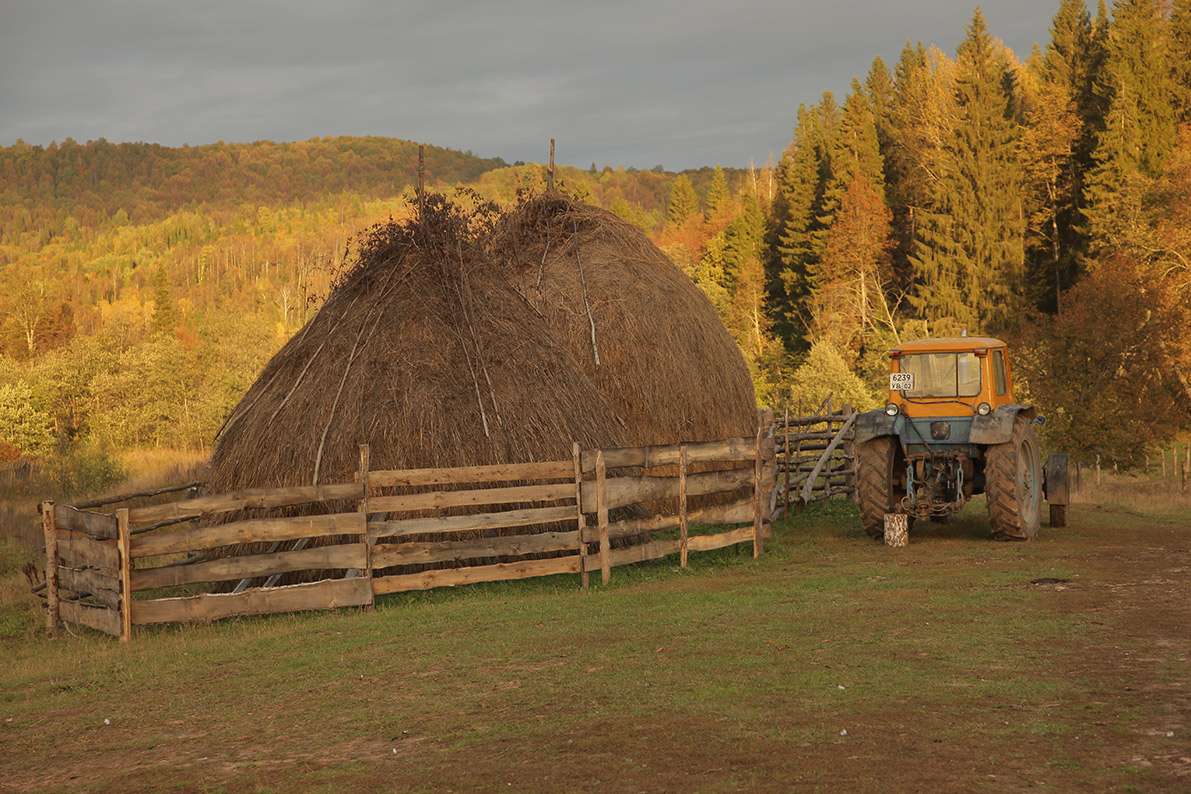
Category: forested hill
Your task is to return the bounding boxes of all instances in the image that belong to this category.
[0,136,508,227]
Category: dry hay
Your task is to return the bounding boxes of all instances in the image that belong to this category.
[210,193,628,492]
[487,193,757,446]
[203,191,757,584]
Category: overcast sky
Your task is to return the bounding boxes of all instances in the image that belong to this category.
[0,0,1062,171]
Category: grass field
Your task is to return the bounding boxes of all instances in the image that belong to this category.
[1,481,1188,793]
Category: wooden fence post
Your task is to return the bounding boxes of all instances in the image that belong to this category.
[41,501,58,639]
[359,444,376,612]
[117,508,132,642]
[679,445,689,568]
[572,442,589,591]
[842,403,856,501]
[596,451,610,585]
[782,407,790,517]
[753,421,764,558]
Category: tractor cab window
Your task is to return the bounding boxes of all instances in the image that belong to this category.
[992,349,1008,396]
[898,352,982,398]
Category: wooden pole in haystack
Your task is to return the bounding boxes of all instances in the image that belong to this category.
[548,138,555,192]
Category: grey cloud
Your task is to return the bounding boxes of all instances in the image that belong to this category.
[1,0,1059,170]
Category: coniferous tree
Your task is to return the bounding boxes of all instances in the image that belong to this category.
[667,174,699,227]
[1083,0,1178,255]
[1170,0,1191,122]
[885,41,940,287]
[705,165,729,218]
[815,79,887,260]
[911,10,1026,332]
[767,97,837,342]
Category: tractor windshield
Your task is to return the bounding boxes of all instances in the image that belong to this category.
[898,352,982,398]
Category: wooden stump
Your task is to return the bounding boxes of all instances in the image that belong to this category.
[884,514,908,547]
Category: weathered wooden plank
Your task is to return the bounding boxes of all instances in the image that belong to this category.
[131,543,367,591]
[131,513,365,559]
[371,555,580,595]
[54,505,119,540]
[371,530,580,568]
[60,601,121,637]
[128,483,364,525]
[687,525,764,553]
[58,567,120,608]
[678,445,688,568]
[580,437,767,472]
[368,483,575,514]
[131,577,373,625]
[369,460,574,488]
[580,467,754,512]
[606,537,682,567]
[368,505,576,540]
[56,530,120,571]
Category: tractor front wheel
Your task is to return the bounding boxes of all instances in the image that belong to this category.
[984,416,1042,541]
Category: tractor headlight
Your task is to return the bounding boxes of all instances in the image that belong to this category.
[884,402,899,417]
[977,402,991,416]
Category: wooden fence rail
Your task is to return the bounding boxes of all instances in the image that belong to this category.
[40,418,777,640]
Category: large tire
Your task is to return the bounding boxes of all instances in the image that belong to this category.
[985,415,1042,541]
[858,437,902,540]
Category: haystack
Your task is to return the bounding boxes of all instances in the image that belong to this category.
[487,194,757,446]
[209,195,629,493]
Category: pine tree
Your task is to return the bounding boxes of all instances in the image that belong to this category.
[667,174,699,227]
[911,10,1027,332]
[705,164,730,218]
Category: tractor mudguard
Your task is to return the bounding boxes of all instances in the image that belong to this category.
[856,409,900,446]
[969,404,1037,445]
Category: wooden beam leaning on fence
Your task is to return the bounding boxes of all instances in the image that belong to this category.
[37,426,778,640]
[773,403,857,519]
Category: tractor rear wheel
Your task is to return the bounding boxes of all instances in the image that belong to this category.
[858,437,903,540]
[985,415,1042,541]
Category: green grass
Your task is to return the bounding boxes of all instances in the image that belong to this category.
[0,494,1187,793]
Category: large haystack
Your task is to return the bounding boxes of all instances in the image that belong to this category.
[487,194,757,446]
[209,195,628,492]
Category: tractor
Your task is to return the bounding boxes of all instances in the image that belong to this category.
[855,335,1069,541]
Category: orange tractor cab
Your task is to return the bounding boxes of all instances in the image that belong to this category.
[855,336,1068,541]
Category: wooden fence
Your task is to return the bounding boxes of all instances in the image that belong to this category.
[40,428,776,640]
[772,403,857,519]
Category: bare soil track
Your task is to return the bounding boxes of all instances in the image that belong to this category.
[1,499,1188,793]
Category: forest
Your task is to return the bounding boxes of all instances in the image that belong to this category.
[1,0,1189,495]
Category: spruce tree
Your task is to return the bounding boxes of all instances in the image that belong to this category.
[1170,0,1191,122]
[667,174,699,228]
[705,164,729,218]
[911,9,1026,332]
[885,41,937,287]
[767,96,838,342]
[1083,0,1178,254]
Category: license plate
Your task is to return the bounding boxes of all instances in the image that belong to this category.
[890,372,914,391]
